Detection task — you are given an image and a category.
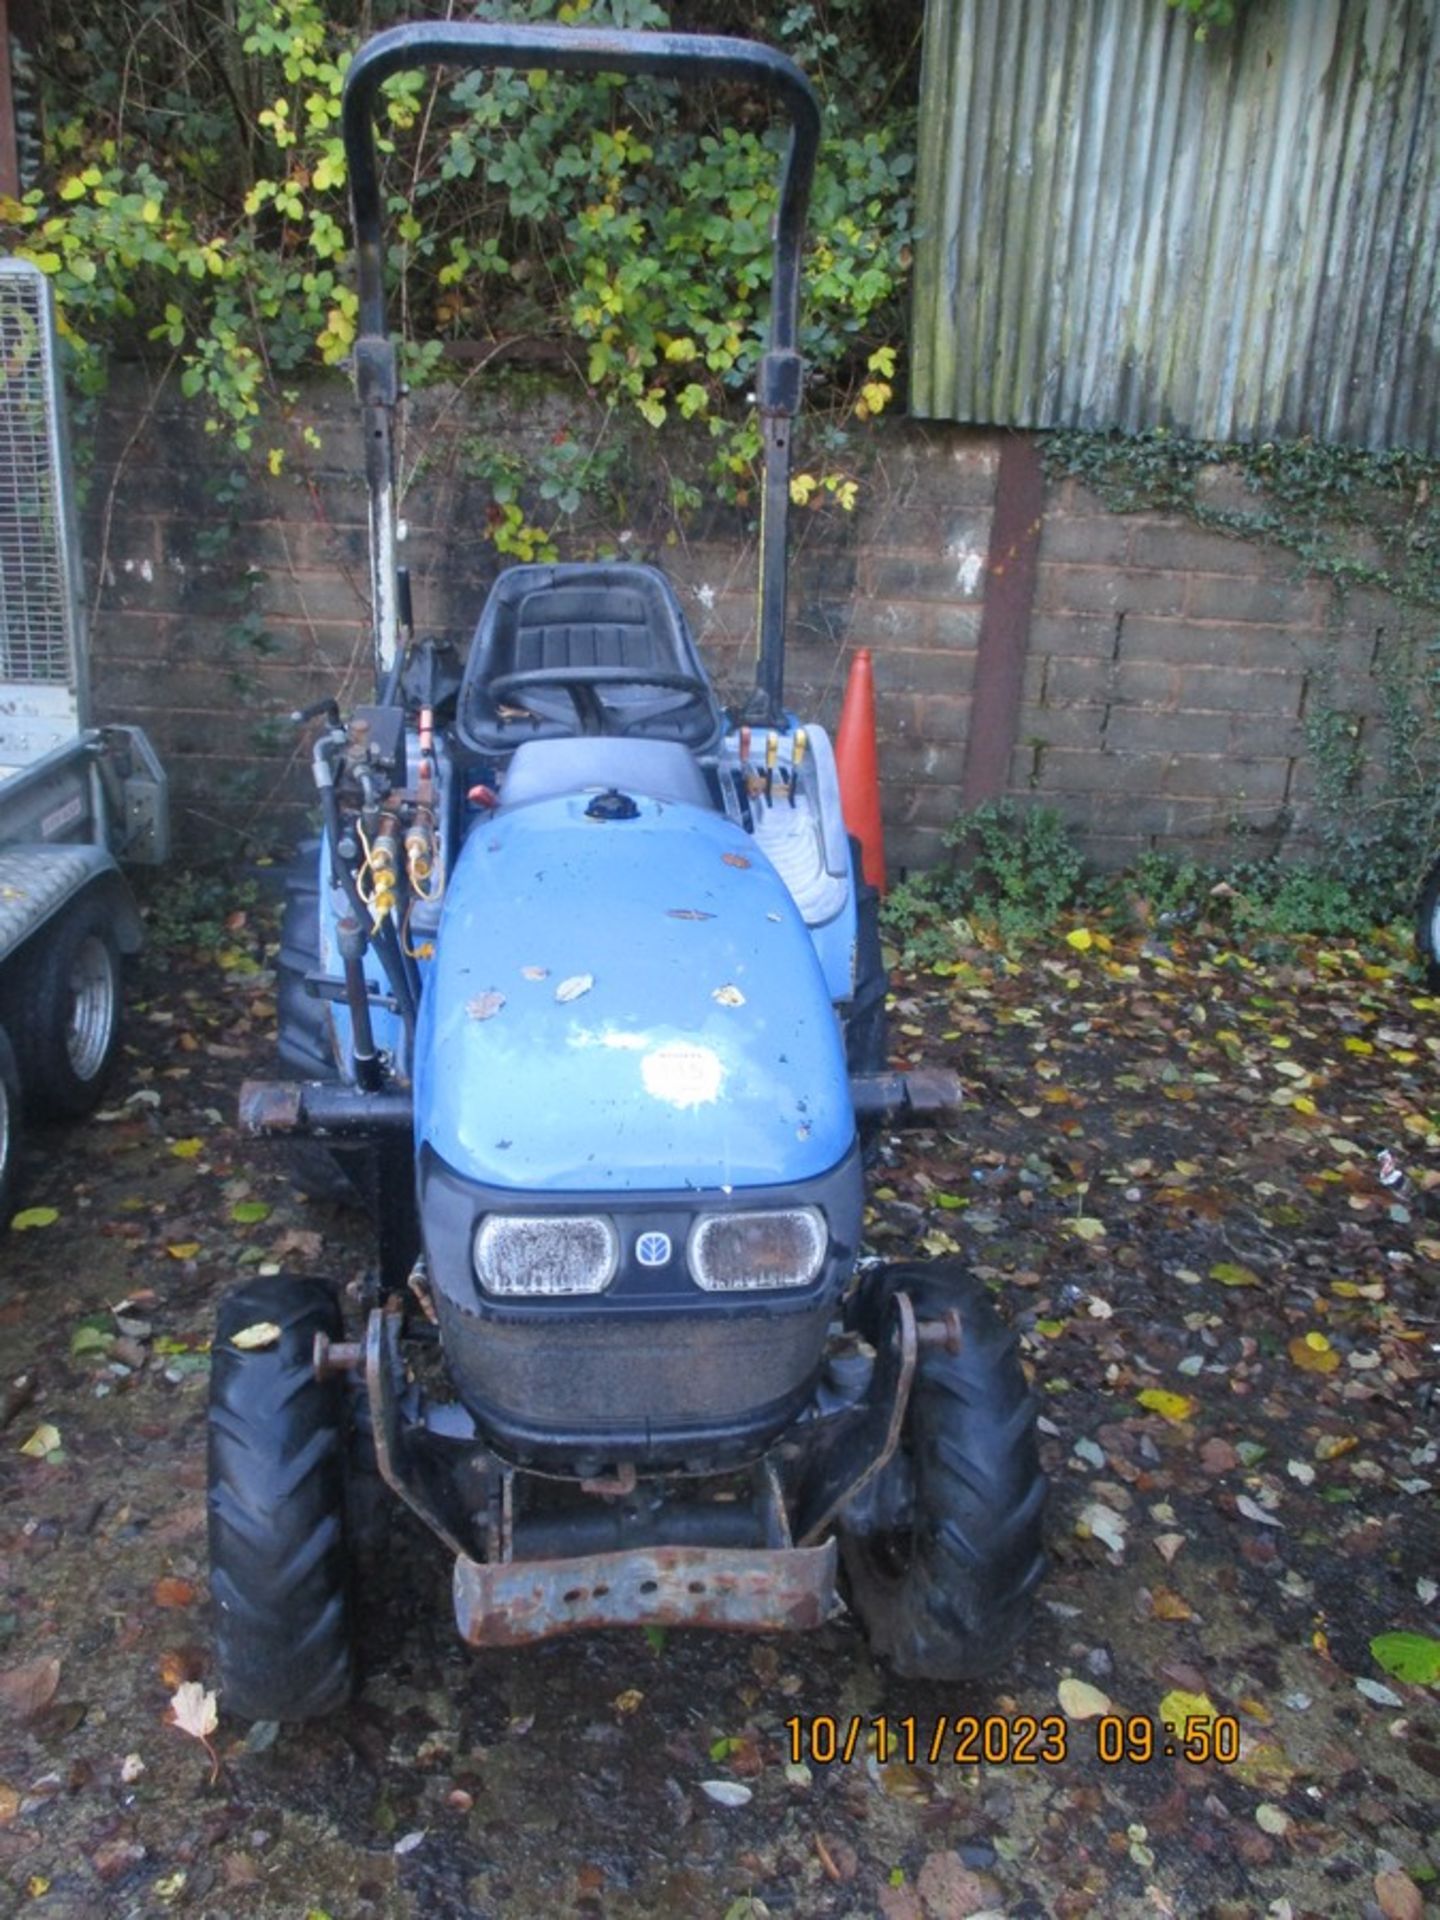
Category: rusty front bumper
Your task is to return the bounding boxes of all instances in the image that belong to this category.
[453,1538,838,1647]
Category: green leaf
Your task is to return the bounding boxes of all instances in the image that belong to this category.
[230,1201,271,1224]
[1209,1261,1262,1288]
[1370,1631,1440,1687]
[10,1207,58,1231]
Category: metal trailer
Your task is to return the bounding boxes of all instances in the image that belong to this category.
[0,257,168,1217]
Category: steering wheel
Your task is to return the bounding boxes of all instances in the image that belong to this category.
[486,663,712,737]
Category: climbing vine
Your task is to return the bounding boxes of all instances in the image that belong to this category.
[1044,430,1440,615]
[1043,428,1440,925]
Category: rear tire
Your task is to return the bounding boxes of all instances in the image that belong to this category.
[207,1273,354,1721]
[0,1026,22,1223]
[1416,853,1440,991]
[839,1261,1047,1679]
[9,894,122,1119]
[844,836,888,1075]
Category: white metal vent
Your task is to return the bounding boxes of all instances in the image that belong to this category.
[0,260,82,692]
[0,258,85,773]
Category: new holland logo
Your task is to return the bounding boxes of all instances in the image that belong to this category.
[636,1231,672,1268]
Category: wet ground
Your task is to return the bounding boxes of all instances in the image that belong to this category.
[0,892,1436,1920]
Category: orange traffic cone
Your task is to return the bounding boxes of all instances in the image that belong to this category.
[835,646,886,894]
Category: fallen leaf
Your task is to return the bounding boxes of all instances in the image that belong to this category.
[1209,1261,1261,1288]
[1077,1502,1128,1555]
[612,1688,644,1714]
[1151,1587,1194,1621]
[1199,1437,1239,1474]
[0,1655,61,1719]
[916,1849,989,1917]
[1154,1533,1187,1564]
[1065,1216,1107,1241]
[229,1322,281,1351]
[153,1578,197,1610]
[165,1680,219,1780]
[393,1831,425,1856]
[712,984,746,1007]
[1355,1677,1405,1708]
[699,1779,752,1807]
[1057,1677,1112,1719]
[169,1139,204,1160]
[1288,1333,1340,1375]
[166,1242,202,1261]
[554,974,594,1003]
[1235,1495,1283,1527]
[18,1423,61,1459]
[1136,1388,1196,1424]
[466,991,505,1021]
[1367,1635,1436,1681]
[1255,1803,1291,1836]
[9,1207,58,1231]
[1159,1687,1219,1732]
[1375,1868,1424,1920]
[230,1201,270,1225]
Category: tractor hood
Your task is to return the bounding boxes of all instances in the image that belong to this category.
[414,791,854,1192]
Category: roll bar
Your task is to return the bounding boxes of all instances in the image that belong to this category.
[341,22,820,722]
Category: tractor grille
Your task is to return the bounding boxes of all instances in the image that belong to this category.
[0,261,78,686]
[436,1293,832,1465]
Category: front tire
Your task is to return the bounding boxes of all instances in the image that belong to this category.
[9,894,122,1119]
[207,1274,355,1721]
[839,1261,1047,1679]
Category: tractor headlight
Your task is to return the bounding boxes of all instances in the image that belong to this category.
[473,1214,619,1297]
[687,1207,827,1292]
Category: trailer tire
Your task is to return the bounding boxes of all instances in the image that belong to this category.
[1416,852,1440,991]
[9,894,122,1119]
[838,1261,1047,1679]
[207,1273,355,1722]
[276,842,366,1205]
[0,1026,22,1223]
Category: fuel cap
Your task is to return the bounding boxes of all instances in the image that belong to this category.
[585,788,640,822]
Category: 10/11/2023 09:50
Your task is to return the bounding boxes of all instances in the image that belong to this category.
[783,1714,1244,1768]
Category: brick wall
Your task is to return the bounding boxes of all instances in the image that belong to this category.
[81,370,1408,871]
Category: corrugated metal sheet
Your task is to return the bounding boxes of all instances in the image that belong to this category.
[911,0,1440,452]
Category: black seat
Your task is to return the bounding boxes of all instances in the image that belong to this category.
[457,563,725,754]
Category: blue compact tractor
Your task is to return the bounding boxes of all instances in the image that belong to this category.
[212,20,1046,1719]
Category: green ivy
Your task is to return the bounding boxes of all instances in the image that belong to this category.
[1043,429,1440,614]
[1166,0,1244,38]
[16,0,917,530]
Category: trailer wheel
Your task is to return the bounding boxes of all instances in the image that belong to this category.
[207,1273,355,1721]
[1416,852,1440,991]
[838,1261,1047,1679]
[10,895,122,1119]
[0,1026,22,1222]
[276,841,365,1204]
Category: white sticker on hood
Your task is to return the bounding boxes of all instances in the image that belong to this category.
[641,1041,725,1109]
